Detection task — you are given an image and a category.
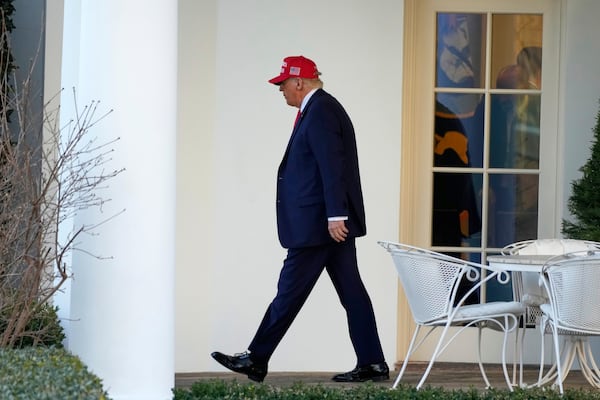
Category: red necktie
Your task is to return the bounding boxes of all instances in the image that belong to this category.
[294,110,301,128]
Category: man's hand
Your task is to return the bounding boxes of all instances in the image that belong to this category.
[328,220,349,243]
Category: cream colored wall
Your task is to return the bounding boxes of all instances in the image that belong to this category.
[561,0,600,359]
[176,0,219,372]
[176,0,404,372]
[561,0,600,220]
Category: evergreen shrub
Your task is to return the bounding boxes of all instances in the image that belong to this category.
[0,302,66,348]
[172,379,600,400]
[0,346,110,399]
[563,100,600,240]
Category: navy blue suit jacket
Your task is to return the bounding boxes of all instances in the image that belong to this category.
[276,89,366,249]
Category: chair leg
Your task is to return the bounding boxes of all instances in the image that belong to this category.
[576,338,600,388]
[581,339,600,380]
[499,316,515,391]
[559,337,578,383]
[511,317,520,386]
[537,321,547,386]
[518,325,525,387]
[392,325,422,389]
[550,326,565,395]
[416,324,453,390]
[584,341,600,383]
[476,325,492,389]
[539,335,578,388]
[392,359,409,389]
[537,318,559,387]
[514,317,525,387]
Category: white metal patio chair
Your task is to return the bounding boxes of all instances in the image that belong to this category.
[500,239,600,386]
[501,239,600,326]
[538,250,600,394]
[379,241,525,390]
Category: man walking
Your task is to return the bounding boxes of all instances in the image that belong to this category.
[211,56,388,383]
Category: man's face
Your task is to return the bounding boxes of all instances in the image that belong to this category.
[278,78,301,108]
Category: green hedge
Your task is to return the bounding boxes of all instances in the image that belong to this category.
[173,379,600,400]
[0,347,110,400]
[0,302,66,349]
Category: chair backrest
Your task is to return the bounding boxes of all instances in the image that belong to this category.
[502,238,600,256]
[501,239,535,255]
[542,252,600,333]
[378,242,494,324]
[389,249,464,324]
[501,239,600,308]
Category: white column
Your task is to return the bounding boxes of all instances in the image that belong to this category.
[66,1,176,399]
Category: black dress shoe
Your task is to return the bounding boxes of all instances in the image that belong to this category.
[211,351,268,382]
[332,362,389,382]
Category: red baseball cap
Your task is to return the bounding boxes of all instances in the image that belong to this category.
[268,56,321,85]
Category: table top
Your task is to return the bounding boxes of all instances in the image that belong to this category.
[487,254,553,264]
[487,254,555,272]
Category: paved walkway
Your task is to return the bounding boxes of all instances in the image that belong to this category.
[175,362,591,391]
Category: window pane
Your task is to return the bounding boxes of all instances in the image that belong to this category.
[491,14,543,90]
[432,172,482,248]
[436,13,486,89]
[489,93,541,169]
[488,173,539,248]
[435,94,484,168]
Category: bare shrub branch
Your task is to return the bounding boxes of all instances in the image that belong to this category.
[0,17,123,346]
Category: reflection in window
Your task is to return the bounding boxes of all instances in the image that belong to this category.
[436,13,486,89]
[489,93,541,169]
[432,171,482,249]
[435,94,484,168]
[488,173,539,248]
[491,14,543,90]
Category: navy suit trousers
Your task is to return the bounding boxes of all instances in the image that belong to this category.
[248,239,384,366]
